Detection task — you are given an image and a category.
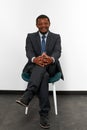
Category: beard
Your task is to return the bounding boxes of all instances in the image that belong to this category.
[39,28,49,34]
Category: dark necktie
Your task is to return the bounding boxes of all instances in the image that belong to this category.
[41,35,46,53]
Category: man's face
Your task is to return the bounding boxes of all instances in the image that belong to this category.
[36,18,50,34]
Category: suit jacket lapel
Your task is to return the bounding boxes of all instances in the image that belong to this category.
[35,32,41,54]
[46,32,52,52]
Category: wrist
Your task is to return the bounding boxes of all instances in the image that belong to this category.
[51,57,55,63]
[31,57,36,63]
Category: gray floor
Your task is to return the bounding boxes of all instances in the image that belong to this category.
[0,94,87,130]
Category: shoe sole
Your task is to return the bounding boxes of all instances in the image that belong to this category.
[40,123,50,129]
[16,100,27,107]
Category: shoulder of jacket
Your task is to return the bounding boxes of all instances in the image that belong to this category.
[49,32,61,38]
[27,32,38,36]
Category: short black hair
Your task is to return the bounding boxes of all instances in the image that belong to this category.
[36,14,50,24]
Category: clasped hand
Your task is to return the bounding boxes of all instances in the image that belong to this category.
[33,53,53,67]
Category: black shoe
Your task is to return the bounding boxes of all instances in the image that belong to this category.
[40,116,50,129]
[16,97,28,107]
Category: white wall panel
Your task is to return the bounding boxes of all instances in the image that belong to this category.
[0,0,87,90]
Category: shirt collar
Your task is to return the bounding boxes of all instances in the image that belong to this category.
[39,31,49,38]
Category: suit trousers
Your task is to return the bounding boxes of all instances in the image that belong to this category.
[23,63,57,116]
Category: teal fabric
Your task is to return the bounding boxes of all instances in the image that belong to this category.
[21,72,61,83]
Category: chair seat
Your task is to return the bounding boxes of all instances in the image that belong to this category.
[21,72,62,83]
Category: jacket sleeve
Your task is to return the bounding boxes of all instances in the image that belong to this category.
[51,34,61,61]
[25,34,35,61]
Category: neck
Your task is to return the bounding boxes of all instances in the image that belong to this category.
[39,31,49,35]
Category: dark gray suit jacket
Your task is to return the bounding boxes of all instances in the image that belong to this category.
[23,31,64,80]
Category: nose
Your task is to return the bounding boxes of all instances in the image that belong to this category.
[41,23,46,27]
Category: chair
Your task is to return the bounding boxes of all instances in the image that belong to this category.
[21,72,61,115]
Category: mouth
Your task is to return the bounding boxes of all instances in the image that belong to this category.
[40,28,48,32]
[41,28,47,30]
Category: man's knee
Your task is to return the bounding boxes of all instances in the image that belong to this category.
[47,63,57,77]
[32,65,46,76]
[43,72,49,79]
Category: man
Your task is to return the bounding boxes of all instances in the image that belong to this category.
[16,14,63,129]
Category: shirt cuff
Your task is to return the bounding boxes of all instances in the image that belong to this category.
[31,57,36,63]
[51,57,55,63]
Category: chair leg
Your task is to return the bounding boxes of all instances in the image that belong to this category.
[52,83,58,115]
[25,106,28,115]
